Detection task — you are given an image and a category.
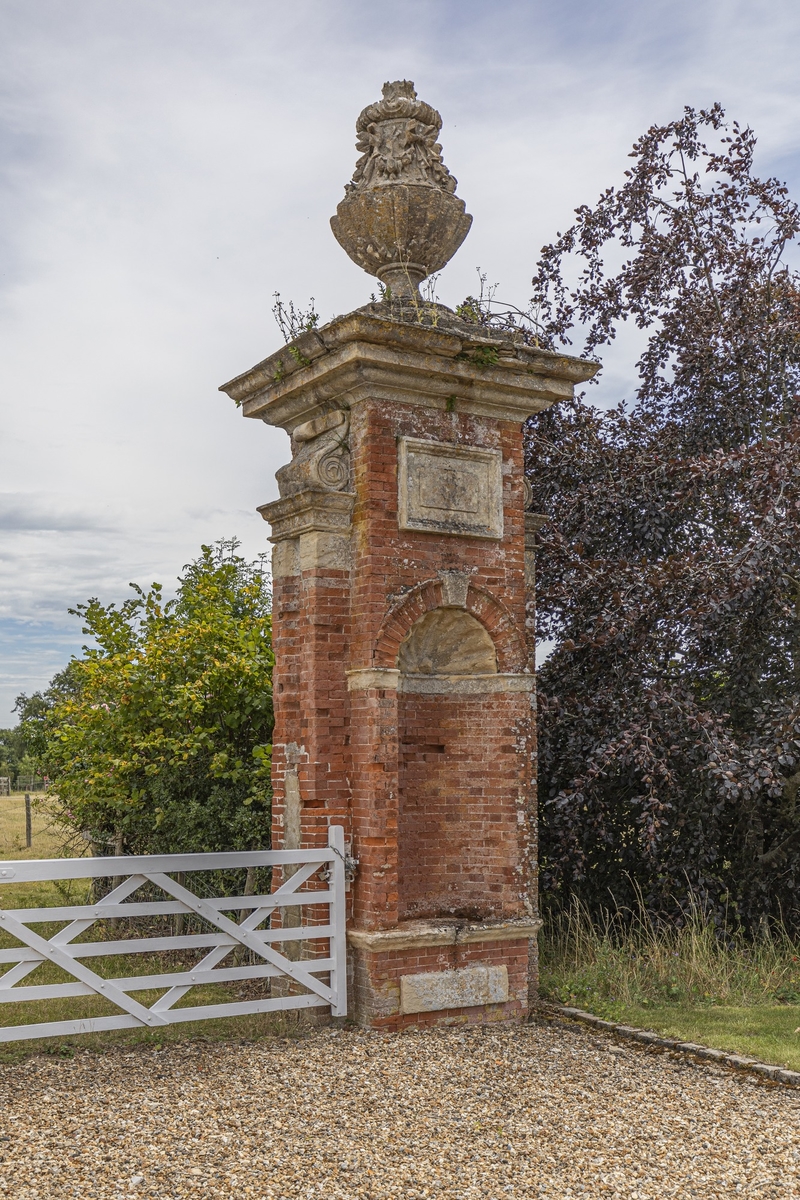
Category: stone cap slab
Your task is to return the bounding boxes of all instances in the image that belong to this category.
[257,489,356,540]
[219,308,599,432]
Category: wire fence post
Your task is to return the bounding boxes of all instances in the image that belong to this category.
[25,794,32,849]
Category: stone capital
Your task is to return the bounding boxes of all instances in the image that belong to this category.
[524,511,547,549]
[346,668,401,692]
[257,488,355,542]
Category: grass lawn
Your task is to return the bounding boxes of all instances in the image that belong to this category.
[567,1000,800,1072]
[540,900,800,1074]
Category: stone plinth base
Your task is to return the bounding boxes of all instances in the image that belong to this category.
[346,918,540,1029]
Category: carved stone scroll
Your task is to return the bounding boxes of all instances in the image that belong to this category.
[275,410,351,498]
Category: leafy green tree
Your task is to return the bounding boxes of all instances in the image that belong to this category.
[16,540,274,856]
[0,727,27,782]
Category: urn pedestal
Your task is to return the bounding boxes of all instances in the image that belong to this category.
[221,310,597,1027]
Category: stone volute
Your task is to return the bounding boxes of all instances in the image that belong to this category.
[330,79,472,299]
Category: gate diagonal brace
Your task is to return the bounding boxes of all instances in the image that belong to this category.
[151,904,273,1013]
[0,909,169,1028]
[151,863,328,1012]
[144,872,334,1004]
[0,874,147,994]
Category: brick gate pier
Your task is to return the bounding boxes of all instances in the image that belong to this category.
[220,81,597,1028]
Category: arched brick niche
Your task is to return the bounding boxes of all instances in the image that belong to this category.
[375,576,527,674]
[398,608,497,676]
[394,599,530,923]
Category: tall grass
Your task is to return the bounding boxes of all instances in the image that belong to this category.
[539,897,800,1011]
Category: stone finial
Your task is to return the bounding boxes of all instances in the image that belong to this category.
[330,81,472,299]
[348,80,458,194]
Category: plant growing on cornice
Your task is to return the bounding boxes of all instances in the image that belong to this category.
[456,269,544,345]
[272,291,319,343]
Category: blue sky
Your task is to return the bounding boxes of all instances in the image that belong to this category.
[2,0,800,720]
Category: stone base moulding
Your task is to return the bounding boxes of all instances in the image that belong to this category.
[346,918,542,952]
[347,929,534,1028]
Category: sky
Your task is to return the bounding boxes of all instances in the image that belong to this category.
[1,0,800,721]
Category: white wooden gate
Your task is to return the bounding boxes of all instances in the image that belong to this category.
[0,825,347,1043]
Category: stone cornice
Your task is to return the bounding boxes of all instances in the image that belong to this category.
[219,311,599,432]
[257,489,355,541]
[346,917,542,952]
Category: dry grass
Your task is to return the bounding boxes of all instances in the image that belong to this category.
[540,897,800,1009]
[540,897,800,1070]
[0,794,66,862]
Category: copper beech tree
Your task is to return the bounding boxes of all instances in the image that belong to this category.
[522,105,800,930]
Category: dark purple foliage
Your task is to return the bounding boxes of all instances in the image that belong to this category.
[525,106,800,930]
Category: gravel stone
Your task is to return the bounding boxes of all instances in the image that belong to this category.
[0,1020,797,1198]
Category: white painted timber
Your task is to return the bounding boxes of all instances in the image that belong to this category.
[0,830,347,1042]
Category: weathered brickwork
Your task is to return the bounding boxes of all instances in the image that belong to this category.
[349,938,531,1030]
[398,691,531,922]
[220,307,596,1027]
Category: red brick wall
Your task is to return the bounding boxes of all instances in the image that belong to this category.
[267,391,537,1019]
[398,692,531,922]
[349,400,528,671]
[269,566,351,909]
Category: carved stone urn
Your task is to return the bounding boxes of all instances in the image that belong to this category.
[330,80,472,298]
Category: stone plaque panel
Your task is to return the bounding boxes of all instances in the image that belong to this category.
[400,965,509,1014]
[397,437,503,538]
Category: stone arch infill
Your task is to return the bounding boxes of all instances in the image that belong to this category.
[374,576,526,672]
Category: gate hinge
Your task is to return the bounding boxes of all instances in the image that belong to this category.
[321,842,359,890]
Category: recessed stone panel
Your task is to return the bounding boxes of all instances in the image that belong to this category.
[398,437,503,539]
[400,964,509,1014]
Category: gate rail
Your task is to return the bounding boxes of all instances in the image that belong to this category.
[0,825,347,1043]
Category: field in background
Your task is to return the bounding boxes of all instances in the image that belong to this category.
[0,793,64,863]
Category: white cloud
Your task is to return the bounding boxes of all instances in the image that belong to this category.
[1,0,799,719]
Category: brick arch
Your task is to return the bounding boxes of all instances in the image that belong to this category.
[374,578,526,672]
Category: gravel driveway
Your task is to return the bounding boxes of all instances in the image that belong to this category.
[0,1019,796,1199]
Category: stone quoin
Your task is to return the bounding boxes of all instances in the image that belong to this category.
[220,80,598,1027]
